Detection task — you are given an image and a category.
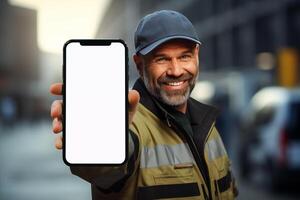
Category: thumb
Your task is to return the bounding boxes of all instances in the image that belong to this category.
[128,90,140,124]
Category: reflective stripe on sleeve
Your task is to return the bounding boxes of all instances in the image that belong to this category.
[140,143,195,168]
[206,137,227,161]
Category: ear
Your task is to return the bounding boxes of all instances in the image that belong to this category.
[194,44,200,59]
[194,44,200,66]
[133,54,144,78]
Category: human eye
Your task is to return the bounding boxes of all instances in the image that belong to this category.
[155,56,169,64]
[180,54,192,61]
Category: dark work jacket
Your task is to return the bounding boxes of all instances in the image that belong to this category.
[71,78,238,200]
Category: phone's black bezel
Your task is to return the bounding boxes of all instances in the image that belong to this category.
[63,39,129,166]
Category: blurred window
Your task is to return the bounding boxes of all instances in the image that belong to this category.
[287,102,300,139]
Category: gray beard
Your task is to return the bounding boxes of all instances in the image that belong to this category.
[143,76,194,107]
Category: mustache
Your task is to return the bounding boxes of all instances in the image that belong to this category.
[158,73,193,83]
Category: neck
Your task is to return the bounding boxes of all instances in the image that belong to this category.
[174,103,187,113]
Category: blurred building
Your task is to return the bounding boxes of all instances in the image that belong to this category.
[0,0,39,123]
[183,0,299,70]
[95,0,300,153]
[96,0,300,85]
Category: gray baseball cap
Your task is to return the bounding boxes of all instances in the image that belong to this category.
[134,10,201,55]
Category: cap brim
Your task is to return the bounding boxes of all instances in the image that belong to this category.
[138,36,202,55]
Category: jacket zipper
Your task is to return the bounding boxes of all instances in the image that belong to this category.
[167,115,213,200]
[152,99,214,199]
[184,127,212,200]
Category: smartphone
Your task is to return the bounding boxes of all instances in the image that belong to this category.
[63,39,128,165]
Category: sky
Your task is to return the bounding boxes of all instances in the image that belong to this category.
[9,0,111,54]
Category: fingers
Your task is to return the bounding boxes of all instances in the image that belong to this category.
[128,90,140,110]
[50,83,63,150]
[55,135,63,150]
[128,90,140,124]
[51,100,63,134]
[51,100,63,118]
[53,118,63,133]
[50,83,63,95]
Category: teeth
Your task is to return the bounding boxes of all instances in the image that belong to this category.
[167,81,183,86]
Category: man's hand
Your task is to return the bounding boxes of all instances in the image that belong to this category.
[50,83,63,150]
[50,83,140,150]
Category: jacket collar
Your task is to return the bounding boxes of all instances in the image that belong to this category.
[132,78,219,142]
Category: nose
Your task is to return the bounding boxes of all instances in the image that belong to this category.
[166,58,184,77]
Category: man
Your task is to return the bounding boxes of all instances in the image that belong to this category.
[50,10,238,200]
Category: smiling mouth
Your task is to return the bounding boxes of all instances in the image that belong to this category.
[161,80,189,91]
[159,73,193,90]
[165,81,184,86]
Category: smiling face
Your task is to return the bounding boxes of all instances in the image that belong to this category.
[134,39,200,112]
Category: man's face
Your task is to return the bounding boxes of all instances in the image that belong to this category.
[136,39,199,107]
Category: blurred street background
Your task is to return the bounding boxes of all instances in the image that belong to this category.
[1,0,300,199]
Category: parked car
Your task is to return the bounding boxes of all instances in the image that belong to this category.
[239,87,300,189]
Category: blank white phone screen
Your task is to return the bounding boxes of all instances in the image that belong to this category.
[65,41,126,164]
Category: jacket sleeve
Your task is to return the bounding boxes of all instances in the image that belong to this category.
[208,126,239,198]
[70,130,139,192]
